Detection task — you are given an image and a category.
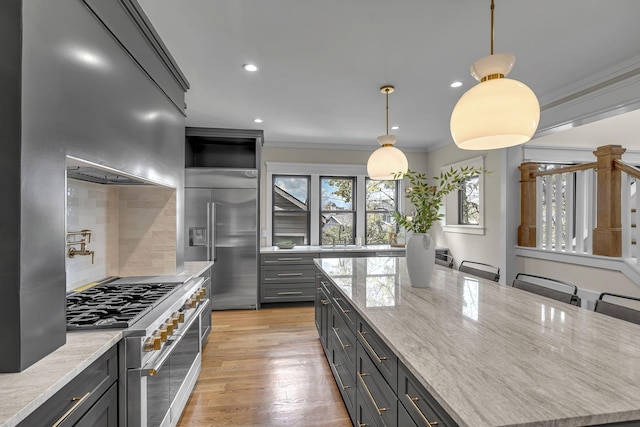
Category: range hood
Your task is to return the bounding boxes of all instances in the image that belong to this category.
[66,157,158,186]
[67,165,151,185]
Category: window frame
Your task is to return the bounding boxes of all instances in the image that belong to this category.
[442,156,485,235]
[265,162,404,246]
[457,175,481,225]
[319,176,356,245]
[271,174,311,245]
[365,178,399,245]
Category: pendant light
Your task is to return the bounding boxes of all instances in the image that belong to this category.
[367,85,408,180]
[450,0,540,150]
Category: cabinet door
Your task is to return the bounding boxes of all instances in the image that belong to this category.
[357,319,397,392]
[18,346,118,427]
[398,362,458,427]
[356,342,397,427]
[315,280,331,353]
[75,383,118,427]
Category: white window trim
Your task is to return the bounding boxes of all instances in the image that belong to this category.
[441,156,485,235]
[265,162,404,246]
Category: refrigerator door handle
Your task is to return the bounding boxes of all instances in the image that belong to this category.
[207,202,216,262]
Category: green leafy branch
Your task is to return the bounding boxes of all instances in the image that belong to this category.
[391,166,486,234]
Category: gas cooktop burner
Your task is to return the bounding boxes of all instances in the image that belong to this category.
[66,281,182,330]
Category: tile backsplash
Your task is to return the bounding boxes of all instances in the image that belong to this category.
[66,179,176,291]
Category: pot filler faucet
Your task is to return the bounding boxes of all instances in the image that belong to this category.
[67,229,95,264]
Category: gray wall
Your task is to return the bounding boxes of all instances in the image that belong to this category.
[0,0,188,372]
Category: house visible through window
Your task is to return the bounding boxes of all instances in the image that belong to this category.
[320,177,355,245]
[272,175,310,245]
[366,179,398,244]
[265,162,404,246]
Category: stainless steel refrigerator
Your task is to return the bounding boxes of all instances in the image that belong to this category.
[185,168,258,310]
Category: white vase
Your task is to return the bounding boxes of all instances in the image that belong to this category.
[406,232,435,288]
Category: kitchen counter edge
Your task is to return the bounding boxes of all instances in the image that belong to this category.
[0,330,122,427]
[260,244,405,253]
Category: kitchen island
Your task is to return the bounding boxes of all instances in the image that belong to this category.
[315,256,640,426]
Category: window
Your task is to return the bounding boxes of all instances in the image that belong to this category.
[458,175,480,225]
[272,175,310,245]
[320,177,355,245]
[265,162,405,246]
[365,179,399,244]
[443,156,485,235]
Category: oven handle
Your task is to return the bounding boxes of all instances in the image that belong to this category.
[141,301,207,377]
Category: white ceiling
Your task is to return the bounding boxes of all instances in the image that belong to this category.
[138,0,640,152]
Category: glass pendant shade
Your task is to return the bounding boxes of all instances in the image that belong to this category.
[450,54,540,150]
[367,135,409,180]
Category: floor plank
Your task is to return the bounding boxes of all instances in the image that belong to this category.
[177,305,352,427]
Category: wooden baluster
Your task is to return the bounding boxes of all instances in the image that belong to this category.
[518,162,538,247]
[593,145,626,256]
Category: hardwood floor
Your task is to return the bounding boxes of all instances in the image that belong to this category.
[177,305,352,427]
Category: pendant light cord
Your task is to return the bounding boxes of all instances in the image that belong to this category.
[490,0,495,55]
[385,89,389,135]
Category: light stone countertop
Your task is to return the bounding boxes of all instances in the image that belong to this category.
[316,256,640,426]
[0,330,122,427]
[182,260,214,277]
[260,244,405,254]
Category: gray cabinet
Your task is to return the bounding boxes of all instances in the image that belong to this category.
[357,318,397,392]
[260,253,319,303]
[316,265,458,427]
[18,345,118,427]
[329,300,358,424]
[199,267,213,345]
[356,341,397,427]
[398,362,458,427]
[315,272,331,354]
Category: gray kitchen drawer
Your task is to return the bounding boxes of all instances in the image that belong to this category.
[261,253,318,265]
[18,345,118,427]
[398,361,458,427]
[357,342,397,427]
[261,283,315,302]
[261,265,316,283]
[356,388,386,427]
[398,401,419,427]
[319,251,370,258]
[358,318,398,392]
[329,334,357,423]
[332,293,357,334]
[331,305,357,369]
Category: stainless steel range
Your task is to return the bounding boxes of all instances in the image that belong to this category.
[66,275,211,427]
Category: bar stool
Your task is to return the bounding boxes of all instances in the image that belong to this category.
[594,293,640,325]
[512,273,581,306]
[459,260,500,282]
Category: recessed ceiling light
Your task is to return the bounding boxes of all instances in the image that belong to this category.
[450,81,463,88]
[254,118,263,123]
[243,63,259,72]
[391,126,399,130]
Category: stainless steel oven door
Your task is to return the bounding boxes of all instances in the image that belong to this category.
[128,301,207,427]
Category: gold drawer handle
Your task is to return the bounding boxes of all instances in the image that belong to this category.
[332,327,351,349]
[406,394,439,426]
[52,392,91,427]
[277,272,304,277]
[277,291,303,295]
[358,372,388,415]
[333,298,352,314]
[321,299,329,305]
[358,330,388,362]
[357,422,369,427]
[332,363,352,390]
